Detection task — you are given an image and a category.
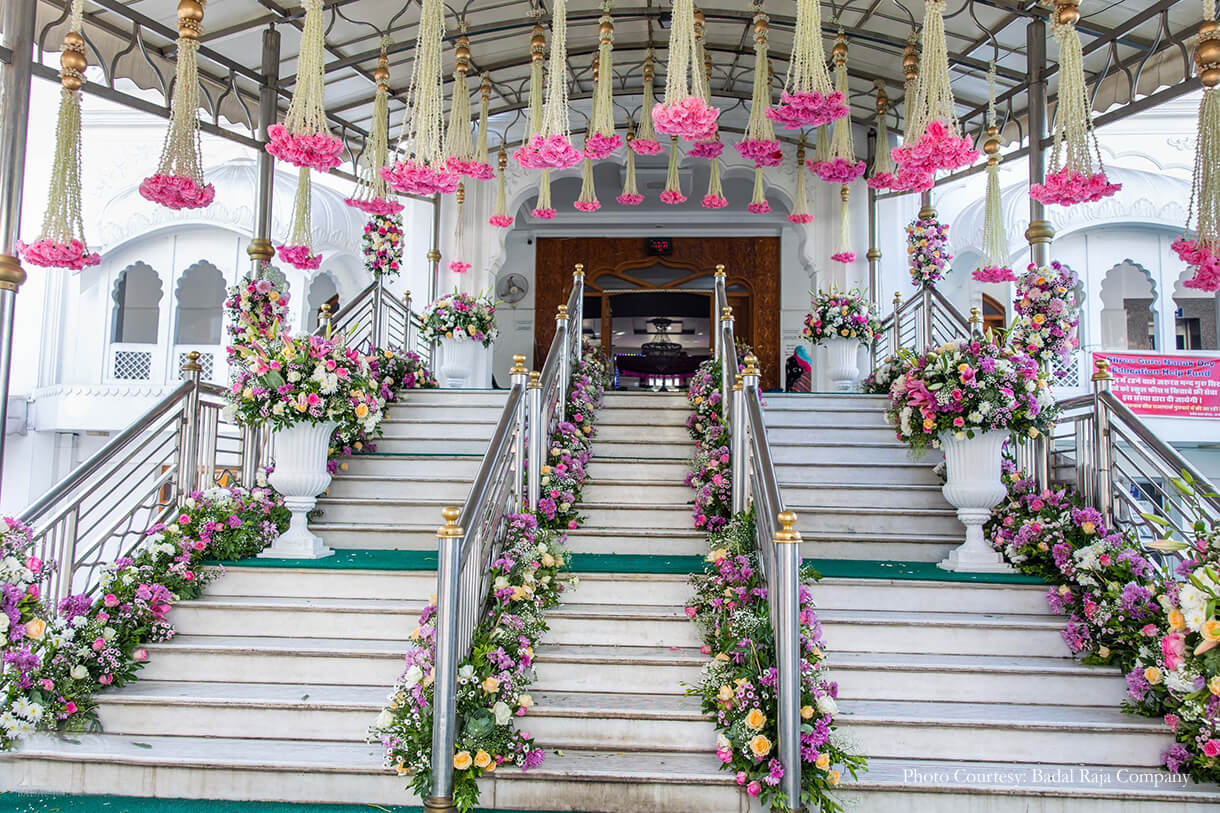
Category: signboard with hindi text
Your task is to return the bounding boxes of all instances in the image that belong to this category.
[1093,351,1220,419]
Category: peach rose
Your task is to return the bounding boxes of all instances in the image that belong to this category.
[748,734,772,758]
[1202,618,1220,642]
[1144,666,1163,685]
[453,751,473,770]
[815,752,831,770]
[800,705,814,720]
[482,676,500,693]
[745,708,766,730]
[474,749,492,768]
[24,618,46,640]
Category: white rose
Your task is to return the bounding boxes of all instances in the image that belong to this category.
[102,626,117,641]
[0,615,8,634]
[493,576,509,591]
[403,665,424,688]
[816,695,838,716]
[457,664,475,684]
[70,664,89,680]
[374,709,395,730]
[493,701,512,725]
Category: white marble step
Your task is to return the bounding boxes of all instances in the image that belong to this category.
[584,458,691,482]
[581,503,698,531]
[800,531,963,562]
[780,482,950,510]
[380,404,506,425]
[813,577,1050,616]
[792,504,962,538]
[356,436,492,455]
[168,595,426,640]
[765,424,900,443]
[770,440,929,466]
[204,566,437,602]
[307,522,439,550]
[597,423,691,443]
[821,608,1067,657]
[532,643,705,695]
[523,690,714,752]
[765,393,889,410]
[564,527,707,556]
[597,408,691,427]
[332,453,484,478]
[602,392,690,408]
[324,473,474,501]
[373,421,497,443]
[546,603,699,648]
[774,459,941,485]
[397,389,509,407]
[582,479,695,504]
[312,497,465,526]
[591,442,694,461]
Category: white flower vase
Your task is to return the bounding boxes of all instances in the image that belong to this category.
[262,420,337,559]
[438,336,493,389]
[826,336,862,392]
[937,429,1012,572]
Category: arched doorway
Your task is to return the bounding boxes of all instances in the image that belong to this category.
[982,294,1006,335]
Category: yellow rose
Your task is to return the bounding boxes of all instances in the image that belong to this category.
[1203,619,1220,642]
[1209,676,1220,696]
[1080,521,1096,536]
[800,705,814,720]
[745,708,767,730]
[24,618,46,640]
[828,769,841,786]
[715,653,730,662]
[354,403,369,419]
[1169,609,1186,630]
[1038,541,1049,551]
[453,751,473,770]
[482,676,500,693]
[718,685,734,703]
[518,693,534,708]
[748,734,772,758]
[1144,666,1163,685]
[484,760,497,772]
[541,553,555,567]
[540,465,552,475]
[268,291,279,301]
[815,752,831,770]
[474,749,492,768]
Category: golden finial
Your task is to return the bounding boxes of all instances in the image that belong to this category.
[527,371,541,389]
[177,0,204,40]
[970,307,982,328]
[774,511,802,544]
[893,291,903,308]
[1092,357,1114,382]
[714,264,726,277]
[557,304,568,320]
[574,263,585,278]
[743,354,760,376]
[437,506,463,538]
[182,350,202,374]
[733,373,744,392]
[721,305,733,321]
[509,354,527,376]
[1196,21,1220,88]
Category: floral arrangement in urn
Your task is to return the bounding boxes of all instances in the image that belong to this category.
[802,289,881,346]
[863,354,910,395]
[906,216,952,288]
[361,213,402,278]
[884,337,1056,453]
[1008,261,1081,371]
[419,292,498,348]
[224,276,291,347]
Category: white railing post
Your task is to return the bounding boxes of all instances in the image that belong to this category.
[1092,357,1115,528]
[731,373,747,514]
[773,510,804,812]
[427,506,464,813]
[527,371,542,512]
[510,355,528,506]
[178,351,203,502]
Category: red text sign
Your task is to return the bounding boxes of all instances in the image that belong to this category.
[1094,352,1220,418]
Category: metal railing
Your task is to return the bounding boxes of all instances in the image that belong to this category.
[314,279,431,365]
[427,266,584,813]
[714,269,803,810]
[1016,357,1220,572]
[874,287,972,363]
[18,353,265,601]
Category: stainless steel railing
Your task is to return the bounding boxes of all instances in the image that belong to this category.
[1016,357,1220,572]
[427,266,584,811]
[714,269,802,809]
[314,279,432,366]
[874,287,972,362]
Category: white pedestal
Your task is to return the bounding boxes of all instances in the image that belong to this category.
[937,429,1013,573]
[438,337,493,389]
[826,336,863,392]
[262,420,337,559]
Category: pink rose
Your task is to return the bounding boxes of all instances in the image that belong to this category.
[1161,632,1186,672]
[1205,740,1220,758]
[104,594,119,607]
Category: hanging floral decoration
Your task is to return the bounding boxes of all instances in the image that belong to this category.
[892,0,978,175]
[830,185,854,262]
[810,33,866,183]
[631,53,665,155]
[618,124,646,205]
[973,64,1016,284]
[747,168,771,214]
[789,140,813,224]
[382,0,460,196]
[652,0,720,140]
[889,36,934,193]
[689,8,722,159]
[702,146,729,209]
[660,137,687,204]
[515,0,582,169]
[266,0,344,171]
[532,170,557,219]
[490,146,514,227]
[140,0,214,210]
[449,182,471,274]
[1009,261,1081,367]
[585,3,622,160]
[18,1,100,270]
[768,0,847,129]
[735,10,783,168]
[575,157,601,212]
[906,215,952,288]
[689,140,724,159]
[866,82,898,191]
[470,75,496,180]
[344,44,402,216]
[444,29,482,180]
[1030,1,1121,206]
[278,167,322,269]
[362,212,402,278]
[1172,4,1220,291]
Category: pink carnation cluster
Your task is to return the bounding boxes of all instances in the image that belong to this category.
[892,121,978,175]
[660,190,687,205]
[276,244,322,270]
[583,133,622,160]
[265,124,344,172]
[344,196,404,216]
[701,194,729,209]
[652,98,720,141]
[448,260,471,274]
[514,135,582,170]
[616,193,645,206]
[735,138,784,167]
[1172,237,1220,292]
[747,201,771,214]
[531,207,557,220]
[447,157,496,180]
[808,157,867,184]
[688,140,725,159]
[16,238,101,270]
[629,138,664,156]
[1030,168,1122,206]
[788,213,813,225]
[138,174,216,210]
[866,172,897,191]
[972,265,1017,284]
[489,214,514,228]
[573,200,602,213]
[830,251,856,264]
[381,159,461,196]
[892,165,935,194]
[766,90,848,129]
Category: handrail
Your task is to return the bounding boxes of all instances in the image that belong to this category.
[313,278,429,364]
[875,286,972,364]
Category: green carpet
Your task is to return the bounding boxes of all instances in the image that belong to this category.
[0,796,575,813]
[206,549,437,571]
[807,558,1045,584]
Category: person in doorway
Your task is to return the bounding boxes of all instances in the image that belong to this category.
[786,346,812,392]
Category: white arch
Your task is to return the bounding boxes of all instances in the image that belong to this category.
[174,260,227,344]
[111,262,163,344]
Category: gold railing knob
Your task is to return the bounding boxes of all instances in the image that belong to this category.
[556,304,568,320]
[714,264,726,277]
[573,263,585,278]
[893,291,903,307]
[721,305,733,321]
[1092,357,1113,381]
[437,506,464,538]
[743,353,760,377]
[509,354,527,376]
[182,350,203,374]
[774,511,802,544]
[527,371,542,389]
[733,373,744,392]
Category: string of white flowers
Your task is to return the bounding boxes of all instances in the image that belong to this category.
[637,52,660,143]
[749,167,767,209]
[662,0,697,103]
[785,0,834,96]
[444,31,475,166]
[536,169,554,212]
[398,0,445,165]
[539,0,573,139]
[620,124,643,202]
[527,19,546,139]
[663,136,684,201]
[835,185,852,256]
[493,147,510,222]
[475,75,492,168]
[576,158,600,209]
[908,0,961,140]
[707,154,725,199]
[1188,74,1220,255]
[346,42,395,209]
[981,63,1009,270]
[827,34,856,163]
[871,84,895,181]
[790,140,812,222]
[589,2,616,140]
[815,123,831,163]
[1047,7,1106,183]
[284,0,333,141]
[743,9,776,143]
[287,167,313,251]
[695,7,710,103]
[902,35,920,143]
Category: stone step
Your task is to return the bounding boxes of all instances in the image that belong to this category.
[770,441,931,466]
[167,595,426,641]
[602,393,690,408]
[581,503,697,531]
[332,453,484,478]
[582,479,695,504]
[812,577,1050,616]
[356,436,492,455]
[779,482,950,511]
[764,393,889,410]
[765,424,899,443]
[532,643,704,695]
[834,609,1066,658]
[373,420,497,443]
[597,423,691,443]
[325,473,474,501]
[802,531,962,562]
[307,522,439,551]
[591,442,694,462]
[312,497,463,526]
[774,459,941,486]
[398,389,509,407]
[546,603,699,648]
[763,408,892,427]
[523,690,714,753]
[597,408,692,427]
[791,505,962,538]
[564,527,706,556]
[585,458,691,482]
[381,404,506,424]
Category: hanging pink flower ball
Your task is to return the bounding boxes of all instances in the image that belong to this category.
[735,138,784,167]
[16,239,100,270]
[689,140,725,159]
[265,124,344,172]
[659,190,687,205]
[574,200,602,213]
[616,193,645,206]
[972,265,1018,283]
[747,201,771,214]
[531,207,557,220]
[139,174,216,210]
[629,138,664,156]
[701,194,729,209]
[276,244,323,270]
[583,133,623,160]
[1030,168,1121,206]
[514,134,583,170]
[448,260,471,274]
[808,157,866,184]
[892,120,979,174]
[866,172,898,191]
[830,251,856,264]
[766,90,848,129]
[344,196,404,215]
[489,214,514,228]
[788,213,814,224]
[652,98,720,141]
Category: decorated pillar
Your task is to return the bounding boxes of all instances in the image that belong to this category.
[249,26,281,275]
[1025,17,1054,267]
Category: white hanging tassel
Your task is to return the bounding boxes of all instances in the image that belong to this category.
[789,139,812,223]
[267,0,343,172]
[141,0,213,210]
[618,123,645,205]
[973,63,1015,283]
[811,33,866,184]
[515,0,581,169]
[448,183,470,275]
[532,170,556,219]
[653,0,719,140]
[771,0,846,129]
[632,52,664,154]
[19,0,99,270]
[471,75,494,179]
[575,158,601,212]
[660,136,687,204]
[490,146,513,227]
[585,2,621,159]
[1173,1,1220,291]
[344,42,401,215]
[735,9,782,167]
[831,185,855,263]
[702,145,728,209]
[747,167,770,214]
[893,0,977,176]
[278,167,322,269]
[1031,0,1121,206]
[444,30,478,177]
[867,81,897,191]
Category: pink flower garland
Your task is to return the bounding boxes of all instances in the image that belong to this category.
[766,90,848,130]
[629,138,664,156]
[652,98,720,141]
[891,165,935,194]
[531,207,557,220]
[16,239,100,270]
[1030,168,1121,206]
[830,251,856,263]
[448,260,471,274]
[265,124,344,172]
[583,133,623,160]
[574,200,601,213]
[689,140,725,159]
[1172,237,1220,292]
[277,244,322,270]
[447,157,495,181]
[808,157,866,184]
[972,265,1017,284]
[788,213,813,225]
[735,138,784,168]
[660,190,687,205]
[747,201,771,214]
[616,193,645,206]
[702,194,729,209]
[381,160,460,196]
[344,196,404,216]
[866,172,897,191]
[489,214,514,228]
[892,121,979,175]
[138,174,216,210]
[513,134,583,170]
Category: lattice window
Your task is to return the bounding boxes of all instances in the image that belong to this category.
[1053,354,1080,388]
[178,351,214,381]
[113,350,153,380]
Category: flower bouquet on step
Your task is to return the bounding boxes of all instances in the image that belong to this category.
[802,289,881,347]
[418,292,498,348]
[863,355,910,395]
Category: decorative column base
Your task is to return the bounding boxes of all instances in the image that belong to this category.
[422,796,457,813]
[938,507,1011,572]
[259,495,334,559]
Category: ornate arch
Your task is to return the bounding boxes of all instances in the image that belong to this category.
[111,261,164,344]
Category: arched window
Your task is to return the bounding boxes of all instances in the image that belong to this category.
[1173,267,1220,350]
[175,261,227,344]
[1099,261,1157,350]
[306,273,340,332]
[111,262,163,344]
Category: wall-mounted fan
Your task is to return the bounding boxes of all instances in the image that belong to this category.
[496,272,529,304]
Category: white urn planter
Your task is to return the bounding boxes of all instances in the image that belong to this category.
[262,420,337,559]
[937,429,1013,573]
[826,336,863,392]
[438,337,493,389]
